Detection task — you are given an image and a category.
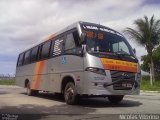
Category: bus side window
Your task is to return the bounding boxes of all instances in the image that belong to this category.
[65,33,76,51]
[23,50,31,65]
[30,46,38,63]
[64,31,80,54]
[52,37,64,57]
[41,41,51,60]
[17,53,24,67]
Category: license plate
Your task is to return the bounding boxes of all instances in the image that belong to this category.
[122,83,132,88]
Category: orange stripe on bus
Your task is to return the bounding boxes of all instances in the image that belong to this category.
[45,33,55,41]
[31,61,45,90]
[100,58,137,73]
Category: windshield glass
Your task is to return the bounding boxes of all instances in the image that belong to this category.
[86,31,132,55]
[80,23,136,61]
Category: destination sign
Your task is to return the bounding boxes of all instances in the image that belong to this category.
[83,30,104,40]
[82,24,123,37]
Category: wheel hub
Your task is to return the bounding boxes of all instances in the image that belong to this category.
[65,87,74,101]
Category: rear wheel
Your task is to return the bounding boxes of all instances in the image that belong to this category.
[108,95,124,104]
[26,82,38,96]
[64,82,79,105]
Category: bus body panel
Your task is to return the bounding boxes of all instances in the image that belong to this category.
[15,21,141,98]
[16,55,84,94]
[16,63,35,87]
[82,53,140,95]
[47,55,84,93]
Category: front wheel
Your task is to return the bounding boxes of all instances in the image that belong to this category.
[64,82,79,105]
[108,95,124,104]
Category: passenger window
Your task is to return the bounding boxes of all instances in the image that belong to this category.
[23,50,31,65]
[65,33,76,50]
[64,31,80,54]
[52,38,64,56]
[41,41,51,59]
[30,46,38,62]
[17,53,24,66]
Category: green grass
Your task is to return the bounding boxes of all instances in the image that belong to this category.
[0,79,15,85]
[141,76,160,91]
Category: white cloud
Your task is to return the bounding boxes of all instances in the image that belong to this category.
[0,0,160,74]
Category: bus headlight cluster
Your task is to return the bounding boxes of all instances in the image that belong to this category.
[85,67,106,76]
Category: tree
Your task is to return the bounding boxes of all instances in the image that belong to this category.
[141,46,160,76]
[124,15,160,86]
[141,55,150,72]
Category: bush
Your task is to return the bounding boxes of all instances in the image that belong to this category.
[141,76,160,91]
[0,79,15,85]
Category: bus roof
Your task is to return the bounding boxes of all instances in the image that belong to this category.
[20,21,123,54]
[21,21,81,53]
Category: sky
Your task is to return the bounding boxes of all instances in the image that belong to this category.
[0,0,160,75]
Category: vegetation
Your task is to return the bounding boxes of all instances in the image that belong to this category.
[141,46,160,75]
[141,76,160,91]
[124,15,160,86]
[0,79,15,85]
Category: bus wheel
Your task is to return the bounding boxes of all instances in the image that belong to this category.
[108,95,124,104]
[26,82,38,96]
[64,82,79,105]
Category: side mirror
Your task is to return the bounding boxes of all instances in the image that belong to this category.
[133,48,136,54]
[81,32,86,43]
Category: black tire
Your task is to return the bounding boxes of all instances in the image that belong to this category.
[108,95,124,104]
[64,82,79,105]
[26,82,38,96]
[55,92,62,95]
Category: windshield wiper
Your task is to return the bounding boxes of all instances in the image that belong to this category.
[114,51,136,59]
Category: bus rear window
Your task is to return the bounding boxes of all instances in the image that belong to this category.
[17,53,24,66]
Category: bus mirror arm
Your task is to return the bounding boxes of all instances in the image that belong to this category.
[81,32,86,43]
[133,48,136,54]
[80,44,86,57]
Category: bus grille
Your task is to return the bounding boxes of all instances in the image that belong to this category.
[110,70,136,90]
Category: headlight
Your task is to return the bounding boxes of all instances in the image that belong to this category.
[85,67,106,75]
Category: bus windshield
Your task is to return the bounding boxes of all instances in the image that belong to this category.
[80,24,136,61]
[86,31,132,55]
